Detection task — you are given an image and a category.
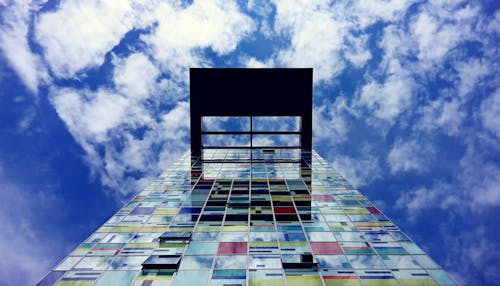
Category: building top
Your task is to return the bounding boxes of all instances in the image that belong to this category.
[190,68,313,157]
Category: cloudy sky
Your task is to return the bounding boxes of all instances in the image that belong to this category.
[0,0,499,285]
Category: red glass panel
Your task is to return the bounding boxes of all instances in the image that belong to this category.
[274,206,296,214]
[218,242,247,255]
[366,207,381,214]
[312,195,334,201]
[310,242,343,254]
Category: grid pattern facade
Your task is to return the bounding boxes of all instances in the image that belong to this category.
[38,149,457,286]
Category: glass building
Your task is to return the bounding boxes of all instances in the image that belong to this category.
[38,69,457,286]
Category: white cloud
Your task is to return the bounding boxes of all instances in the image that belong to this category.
[160,101,190,141]
[142,0,255,82]
[40,1,256,196]
[267,0,417,83]
[470,165,500,208]
[243,56,270,68]
[480,88,500,139]
[329,146,382,187]
[16,105,37,133]
[0,175,63,285]
[358,69,414,123]
[377,2,482,87]
[313,96,350,146]
[459,144,500,209]
[396,187,437,221]
[272,0,347,83]
[49,56,156,195]
[0,0,48,93]
[442,226,500,285]
[35,0,155,78]
[395,183,460,221]
[247,0,273,18]
[387,136,434,174]
[409,3,478,67]
[396,141,500,221]
[31,0,254,84]
[378,24,413,66]
[50,88,133,143]
[485,9,500,35]
[344,33,372,68]
[369,3,482,132]
[113,53,159,100]
[455,58,489,99]
[352,0,417,28]
[50,75,190,195]
[417,96,466,136]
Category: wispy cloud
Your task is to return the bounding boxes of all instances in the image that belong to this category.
[330,146,382,187]
[33,0,254,197]
[272,0,348,83]
[357,68,414,124]
[0,173,65,285]
[387,136,435,174]
[480,88,500,140]
[0,0,48,93]
[441,225,500,285]
[35,0,156,78]
[142,0,255,81]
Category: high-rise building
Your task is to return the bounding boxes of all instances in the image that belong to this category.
[38,69,457,286]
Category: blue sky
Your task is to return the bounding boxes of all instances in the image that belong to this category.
[0,0,499,285]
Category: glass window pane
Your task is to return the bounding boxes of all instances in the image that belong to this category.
[357,270,399,285]
[249,232,277,242]
[185,242,217,255]
[54,256,81,271]
[218,242,248,255]
[173,269,210,286]
[252,135,300,147]
[249,254,281,269]
[310,242,343,254]
[347,255,386,269]
[191,232,219,241]
[202,116,250,132]
[220,232,248,242]
[306,232,336,242]
[252,116,300,132]
[214,255,247,269]
[413,255,439,268]
[249,269,284,286]
[180,255,213,269]
[428,269,458,286]
[278,232,306,242]
[94,270,137,286]
[211,269,246,286]
[203,134,251,147]
[393,269,439,286]
[110,255,147,270]
[316,255,352,269]
[381,255,421,269]
[73,256,114,270]
[285,269,322,286]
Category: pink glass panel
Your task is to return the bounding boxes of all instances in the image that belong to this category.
[311,242,343,254]
[218,242,248,255]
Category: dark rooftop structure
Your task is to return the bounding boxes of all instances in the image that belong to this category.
[189,68,313,158]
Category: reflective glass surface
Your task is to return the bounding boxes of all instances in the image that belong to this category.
[38,150,457,286]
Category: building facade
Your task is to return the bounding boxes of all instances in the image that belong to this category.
[38,69,457,286]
